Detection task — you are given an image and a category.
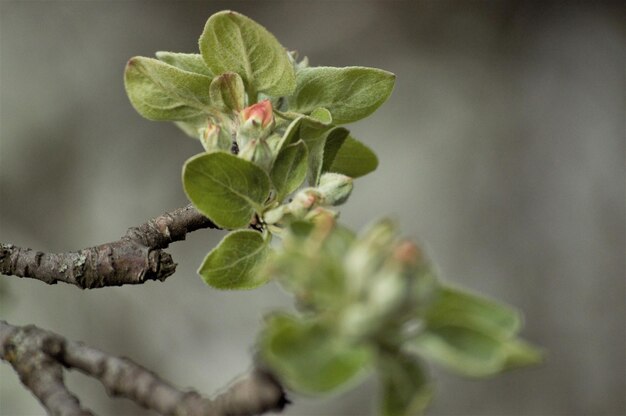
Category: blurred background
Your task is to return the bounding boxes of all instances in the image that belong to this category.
[1,1,624,415]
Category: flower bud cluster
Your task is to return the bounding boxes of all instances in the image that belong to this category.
[340,221,435,340]
[235,100,276,169]
[237,99,275,145]
[263,173,353,225]
[200,99,278,171]
[268,218,438,343]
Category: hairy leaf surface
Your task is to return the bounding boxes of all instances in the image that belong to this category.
[124,57,213,121]
[289,67,395,124]
[199,11,296,97]
[199,230,270,289]
[183,152,270,229]
[155,52,214,77]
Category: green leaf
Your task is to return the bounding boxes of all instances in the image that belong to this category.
[174,115,209,140]
[275,116,304,154]
[270,140,308,201]
[410,325,542,377]
[378,352,433,416]
[328,136,378,178]
[199,11,296,97]
[183,152,270,229]
[426,286,522,338]
[303,126,349,186]
[501,339,545,370]
[198,230,270,289]
[260,313,372,394]
[209,72,246,112]
[412,286,542,377]
[155,52,214,77]
[289,66,395,124]
[309,107,332,124]
[124,57,213,121]
[411,326,500,377]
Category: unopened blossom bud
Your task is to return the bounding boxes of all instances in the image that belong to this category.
[200,123,231,153]
[317,173,353,206]
[263,204,288,225]
[344,220,398,293]
[288,188,321,218]
[304,206,338,223]
[368,272,407,318]
[237,99,275,146]
[340,304,374,340]
[392,240,423,268]
[239,138,274,171]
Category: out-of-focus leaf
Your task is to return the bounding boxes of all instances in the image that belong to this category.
[426,286,522,338]
[260,313,372,394]
[378,352,433,416]
[410,325,542,377]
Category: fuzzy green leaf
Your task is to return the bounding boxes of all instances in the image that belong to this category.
[328,136,378,178]
[198,230,270,289]
[174,115,209,140]
[309,107,332,124]
[271,140,308,201]
[124,57,213,121]
[289,66,395,124]
[199,11,296,97]
[378,353,433,416]
[275,116,304,154]
[209,72,246,112]
[183,152,270,229]
[260,313,372,394]
[275,109,334,155]
[155,52,214,77]
[303,126,349,186]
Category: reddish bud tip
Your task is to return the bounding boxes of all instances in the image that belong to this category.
[241,99,274,128]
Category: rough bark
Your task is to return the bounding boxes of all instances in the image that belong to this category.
[0,205,217,288]
[0,320,287,416]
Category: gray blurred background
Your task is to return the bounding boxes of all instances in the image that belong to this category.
[1,1,624,415]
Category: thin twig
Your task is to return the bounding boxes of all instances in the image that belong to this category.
[0,320,287,416]
[0,205,218,288]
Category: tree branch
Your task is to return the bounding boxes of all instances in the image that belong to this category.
[0,320,287,416]
[0,205,218,288]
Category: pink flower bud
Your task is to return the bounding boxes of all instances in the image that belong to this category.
[288,189,322,217]
[237,100,275,147]
[240,99,274,129]
[392,240,423,266]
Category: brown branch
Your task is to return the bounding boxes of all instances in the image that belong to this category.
[0,322,93,416]
[212,369,290,416]
[0,320,287,416]
[0,205,218,288]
